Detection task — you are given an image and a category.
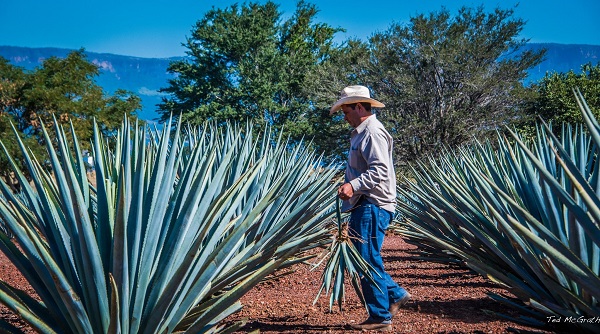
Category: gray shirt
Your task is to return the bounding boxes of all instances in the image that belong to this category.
[343,115,397,213]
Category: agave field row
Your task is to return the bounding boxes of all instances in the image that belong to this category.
[395,90,600,333]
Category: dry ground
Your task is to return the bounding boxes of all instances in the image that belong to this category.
[227,233,560,333]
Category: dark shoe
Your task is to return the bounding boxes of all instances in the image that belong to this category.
[389,292,411,316]
[350,318,392,331]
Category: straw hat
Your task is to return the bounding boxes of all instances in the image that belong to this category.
[329,85,385,115]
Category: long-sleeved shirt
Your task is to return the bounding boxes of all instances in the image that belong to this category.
[343,114,397,213]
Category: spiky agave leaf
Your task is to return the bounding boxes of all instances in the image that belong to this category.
[0,116,338,333]
[395,91,600,333]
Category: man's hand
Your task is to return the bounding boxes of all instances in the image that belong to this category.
[337,183,354,200]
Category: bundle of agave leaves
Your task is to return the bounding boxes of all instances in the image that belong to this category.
[0,115,338,333]
[312,196,381,312]
[394,90,600,333]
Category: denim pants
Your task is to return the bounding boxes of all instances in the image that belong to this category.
[349,198,407,321]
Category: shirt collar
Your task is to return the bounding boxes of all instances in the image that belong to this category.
[353,114,376,134]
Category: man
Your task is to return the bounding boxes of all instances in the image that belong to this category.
[330,85,410,331]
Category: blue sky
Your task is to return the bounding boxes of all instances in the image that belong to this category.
[1,0,599,58]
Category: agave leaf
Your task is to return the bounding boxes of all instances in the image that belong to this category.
[487,292,544,318]
[91,119,113,250]
[574,88,600,143]
[0,127,43,220]
[506,127,600,246]
[1,134,77,285]
[184,257,286,333]
[0,194,91,332]
[45,118,109,332]
[0,228,62,323]
[489,311,547,327]
[212,317,247,334]
[506,216,600,298]
[108,274,120,334]
[0,287,56,333]
[151,174,269,332]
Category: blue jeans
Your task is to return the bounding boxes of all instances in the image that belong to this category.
[349,198,407,321]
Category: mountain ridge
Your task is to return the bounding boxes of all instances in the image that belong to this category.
[0,45,181,122]
[1,44,599,122]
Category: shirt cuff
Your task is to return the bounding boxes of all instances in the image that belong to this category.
[349,179,361,192]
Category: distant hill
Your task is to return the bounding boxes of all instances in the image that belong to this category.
[1,44,599,121]
[0,46,179,122]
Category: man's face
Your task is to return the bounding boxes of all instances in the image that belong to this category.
[341,104,362,128]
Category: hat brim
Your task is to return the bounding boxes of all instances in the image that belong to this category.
[329,96,385,115]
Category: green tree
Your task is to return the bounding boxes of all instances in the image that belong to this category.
[20,50,141,142]
[158,1,341,140]
[0,57,26,122]
[0,50,141,183]
[1,57,46,188]
[520,62,600,135]
[364,6,545,169]
[303,39,370,161]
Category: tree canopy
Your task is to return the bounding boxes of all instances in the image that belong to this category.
[0,50,141,184]
[161,3,548,170]
[363,6,545,168]
[523,62,600,131]
[158,1,342,140]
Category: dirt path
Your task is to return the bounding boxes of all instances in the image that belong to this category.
[0,234,557,333]
[227,233,555,333]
